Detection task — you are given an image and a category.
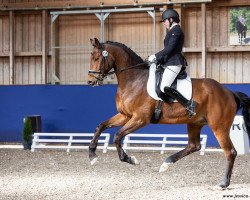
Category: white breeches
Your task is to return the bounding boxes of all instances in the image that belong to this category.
[160,65,182,92]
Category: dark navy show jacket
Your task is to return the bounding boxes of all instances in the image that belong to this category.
[155,24,186,67]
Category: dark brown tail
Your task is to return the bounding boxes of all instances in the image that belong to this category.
[233,92,250,139]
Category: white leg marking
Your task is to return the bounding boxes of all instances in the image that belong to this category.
[131,156,140,165]
[90,157,98,165]
[159,162,173,173]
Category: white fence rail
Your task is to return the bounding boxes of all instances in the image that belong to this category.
[31,133,110,153]
[31,133,208,155]
[122,134,208,155]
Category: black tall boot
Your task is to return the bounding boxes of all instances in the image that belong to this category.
[164,86,197,118]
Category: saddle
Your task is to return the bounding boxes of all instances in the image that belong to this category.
[150,64,188,123]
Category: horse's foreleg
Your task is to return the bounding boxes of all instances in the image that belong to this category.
[114,116,147,165]
[159,123,203,172]
[89,113,129,165]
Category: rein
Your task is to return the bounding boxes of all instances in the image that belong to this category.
[105,62,148,76]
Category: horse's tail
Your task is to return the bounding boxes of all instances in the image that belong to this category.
[233,92,250,139]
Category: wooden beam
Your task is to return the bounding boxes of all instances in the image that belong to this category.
[51,15,60,84]
[0,0,212,10]
[9,11,14,84]
[209,0,250,7]
[183,47,202,52]
[201,3,206,78]
[183,46,250,53]
[42,10,48,84]
[207,46,250,52]
[15,51,43,56]
[0,52,9,57]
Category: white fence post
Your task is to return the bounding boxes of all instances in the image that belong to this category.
[103,134,110,153]
[31,134,38,152]
[200,135,207,155]
[67,135,73,153]
[161,136,167,154]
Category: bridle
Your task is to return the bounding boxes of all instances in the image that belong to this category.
[88,43,110,82]
[88,43,148,82]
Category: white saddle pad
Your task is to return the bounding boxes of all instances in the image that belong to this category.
[147,63,192,101]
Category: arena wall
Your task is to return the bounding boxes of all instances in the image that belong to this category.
[0,84,249,147]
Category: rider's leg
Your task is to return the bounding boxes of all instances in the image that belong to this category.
[164,86,197,118]
[160,65,196,118]
[160,65,181,92]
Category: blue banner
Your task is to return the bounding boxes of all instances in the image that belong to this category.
[0,84,249,147]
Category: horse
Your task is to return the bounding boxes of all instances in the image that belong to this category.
[235,20,247,43]
[87,38,250,189]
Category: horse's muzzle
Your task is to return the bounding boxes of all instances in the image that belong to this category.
[87,80,103,86]
[87,80,95,86]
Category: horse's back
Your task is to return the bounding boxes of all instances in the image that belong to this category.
[192,78,237,121]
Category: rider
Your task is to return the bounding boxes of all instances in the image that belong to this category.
[147,9,196,118]
[239,15,246,26]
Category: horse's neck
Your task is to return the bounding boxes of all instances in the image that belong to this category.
[107,45,148,89]
[115,62,148,90]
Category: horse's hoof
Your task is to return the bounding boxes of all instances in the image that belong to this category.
[159,162,173,173]
[90,157,98,165]
[131,156,140,165]
[212,184,227,191]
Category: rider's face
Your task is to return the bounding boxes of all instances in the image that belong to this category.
[163,18,172,30]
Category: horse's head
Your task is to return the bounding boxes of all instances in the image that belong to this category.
[88,38,114,86]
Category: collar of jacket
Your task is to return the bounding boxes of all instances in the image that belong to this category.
[170,23,179,30]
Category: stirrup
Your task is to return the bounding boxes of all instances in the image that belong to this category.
[186,99,197,118]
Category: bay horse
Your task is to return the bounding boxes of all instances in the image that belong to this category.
[235,20,247,43]
[87,38,250,189]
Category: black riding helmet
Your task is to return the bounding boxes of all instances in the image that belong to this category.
[160,9,180,23]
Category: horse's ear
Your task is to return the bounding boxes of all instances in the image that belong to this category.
[90,38,101,49]
[90,38,94,46]
[94,38,101,49]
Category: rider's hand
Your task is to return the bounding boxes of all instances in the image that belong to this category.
[147,54,156,62]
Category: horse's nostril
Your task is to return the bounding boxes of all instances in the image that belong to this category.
[87,80,92,85]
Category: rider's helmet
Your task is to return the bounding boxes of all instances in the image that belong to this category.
[160,9,180,23]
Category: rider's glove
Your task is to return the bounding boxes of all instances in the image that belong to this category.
[147,54,156,63]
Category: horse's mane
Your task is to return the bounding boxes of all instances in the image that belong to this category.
[106,41,144,63]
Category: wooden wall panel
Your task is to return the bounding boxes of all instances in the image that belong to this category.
[0,15,9,53]
[0,15,10,84]
[205,6,229,47]
[15,14,42,52]
[184,7,201,48]
[57,14,99,84]
[0,3,250,85]
[15,57,42,84]
[242,52,250,83]
[13,13,43,84]
[0,58,10,84]
[185,53,202,78]
[107,12,156,58]
[205,52,250,83]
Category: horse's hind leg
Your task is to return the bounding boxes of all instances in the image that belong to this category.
[212,127,237,189]
[89,113,129,165]
[159,123,203,172]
